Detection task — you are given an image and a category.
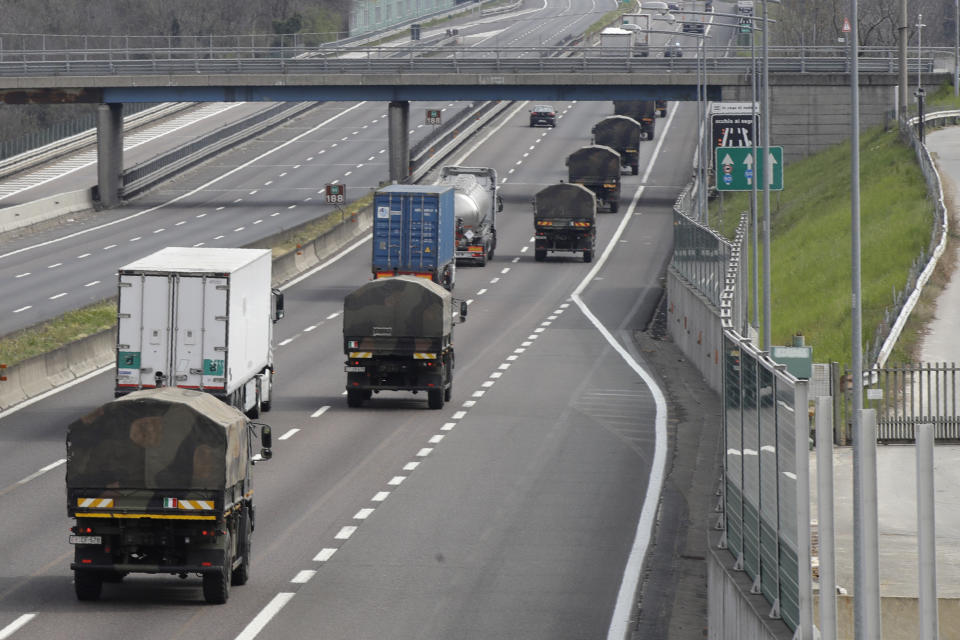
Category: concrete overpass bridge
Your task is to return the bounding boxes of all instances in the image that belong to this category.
[0,42,948,203]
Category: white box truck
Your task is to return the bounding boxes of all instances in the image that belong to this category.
[115,247,284,417]
[599,27,635,55]
[620,13,651,57]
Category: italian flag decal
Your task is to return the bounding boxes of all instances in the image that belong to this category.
[164,498,178,509]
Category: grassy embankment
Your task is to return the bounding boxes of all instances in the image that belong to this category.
[708,119,936,366]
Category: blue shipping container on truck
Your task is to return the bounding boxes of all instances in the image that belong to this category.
[372,185,456,276]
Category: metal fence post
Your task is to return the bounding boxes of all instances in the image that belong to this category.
[916,423,939,639]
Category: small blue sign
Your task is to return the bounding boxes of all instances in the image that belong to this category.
[745,169,753,179]
[723,174,732,185]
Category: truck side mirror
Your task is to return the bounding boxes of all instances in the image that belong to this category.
[460,300,468,322]
[272,289,285,322]
[497,195,503,212]
[260,425,273,460]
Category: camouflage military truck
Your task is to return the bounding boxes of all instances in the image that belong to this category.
[533,183,597,263]
[343,276,467,410]
[66,388,273,604]
[592,116,642,176]
[566,145,622,213]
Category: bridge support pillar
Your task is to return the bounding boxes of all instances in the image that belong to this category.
[96,103,123,208]
[388,100,410,183]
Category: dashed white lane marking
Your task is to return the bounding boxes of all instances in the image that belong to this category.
[490,372,503,379]
[47,263,62,269]
[0,613,37,640]
[372,492,390,502]
[314,548,337,562]
[428,435,444,444]
[490,277,500,284]
[498,363,511,370]
[291,570,316,584]
[153,228,165,234]
[481,380,495,388]
[15,272,29,278]
[416,448,433,457]
[234,593,295,640]
[507,355,518,361]
[49,293,67,300]
[12,306,30,313]
[304,325,317,332]
[388,476,406,486]
[84,281,99,287]
[335,526,357,540]
[512,256,520,263]
[278,338,293,346]
[442,422,456,431]
[326,312,340,320]
[16,459,65,485]
[452,411,466,420]
[279,428,300,441]
[354,508,375,520]
[520,246,529,253]
[311,406,330,418]
[403,462,420,471]
[500,267,510,274]
[462,400,476,407]
[477,288,487,295]
[77,253,91,259]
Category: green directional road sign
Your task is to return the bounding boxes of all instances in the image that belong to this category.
[715,146,783,191]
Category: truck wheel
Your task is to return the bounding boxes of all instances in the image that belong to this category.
[74,570,102,601]
[428,389,444,410]
[203,534,232,604]
[444,381,453,402]
[610,200,619,214]
[631,164,639,176]
[232,509,252,586]
[347,389,365,408]
[534,249,546,262]
[583,250,593,263]
[478,250,487,267]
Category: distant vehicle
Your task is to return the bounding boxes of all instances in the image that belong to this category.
[655,100,667,117]
[566,145,622,213]
[592,115,643,175]
[620,13,651,56]
[664,41,683,57]
[438,165,501,267]
[705,0,714,11]
[643,0,668,10]
[667,2,681,10]
[613,99,657,140]
[737,0,754,14]
[529,105,557,127]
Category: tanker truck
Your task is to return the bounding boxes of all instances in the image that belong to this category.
[533,183,597,262]
[343,276,467,410]
[613,100,656,141]
[592,116,642,176]
[566,145,622,213]
[66,387,273,604]
[438,165,502,267]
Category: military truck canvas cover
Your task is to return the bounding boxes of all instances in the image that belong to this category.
[592,116,641,152]
[534,184,597,220]
[343,276,452,339]
[566,145,621,183]
[613,100,657,120]
[66,388,248,491]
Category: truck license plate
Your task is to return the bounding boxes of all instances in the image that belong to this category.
[69,535,101,545]
[345,366,366,372]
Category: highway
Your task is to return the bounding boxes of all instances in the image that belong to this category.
[0,3,724,638]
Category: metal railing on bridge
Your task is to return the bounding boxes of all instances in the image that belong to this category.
[0,40,937,77]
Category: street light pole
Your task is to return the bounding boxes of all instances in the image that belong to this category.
[850,0,882,637]
[955,0,959,97]
[761,0,771,351]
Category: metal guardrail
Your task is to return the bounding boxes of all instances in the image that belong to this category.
[121,101,316,198]
[0,47,937,78]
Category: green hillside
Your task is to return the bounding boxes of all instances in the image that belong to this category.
[709,123,935,366]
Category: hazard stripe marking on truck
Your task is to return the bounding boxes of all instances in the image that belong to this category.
[77,498,114,508]
[178,500,214,510]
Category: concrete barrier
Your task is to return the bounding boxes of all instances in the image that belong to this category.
[0,366,27,410]
[0,189,94,235]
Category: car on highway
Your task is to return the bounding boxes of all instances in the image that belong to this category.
[529,105,557,127]
[667,2,681,10]
[663,42,683,57]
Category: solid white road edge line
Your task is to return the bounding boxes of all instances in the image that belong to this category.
[583,103,677,640]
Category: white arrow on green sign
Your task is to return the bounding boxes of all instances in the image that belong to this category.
[715,146,783,191]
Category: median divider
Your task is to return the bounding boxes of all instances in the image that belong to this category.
[0,189,94,235]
